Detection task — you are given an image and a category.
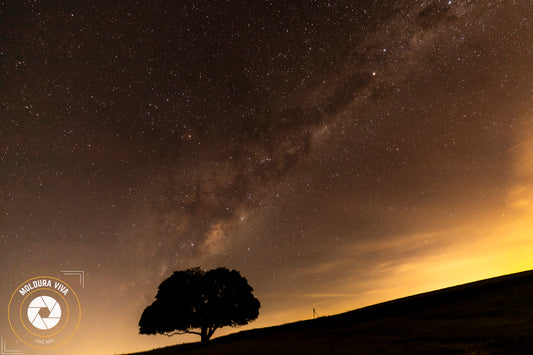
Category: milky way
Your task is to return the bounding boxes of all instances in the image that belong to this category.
[1,1,533,354]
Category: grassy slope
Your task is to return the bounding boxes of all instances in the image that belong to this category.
[125,270,533,354]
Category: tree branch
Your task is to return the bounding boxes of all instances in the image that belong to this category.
[164,330,202,337]
[207,325,219,338]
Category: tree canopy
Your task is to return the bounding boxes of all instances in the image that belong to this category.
[139,267,260,343]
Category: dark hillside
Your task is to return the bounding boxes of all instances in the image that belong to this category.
[125,270,533,354]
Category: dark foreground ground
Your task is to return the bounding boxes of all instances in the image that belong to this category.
[125,270,533,354]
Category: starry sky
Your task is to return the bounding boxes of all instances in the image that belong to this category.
[1,1,533,354]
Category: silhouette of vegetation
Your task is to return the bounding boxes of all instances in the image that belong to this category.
[139,267,260,344]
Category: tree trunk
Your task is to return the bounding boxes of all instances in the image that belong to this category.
[200,327,208,344]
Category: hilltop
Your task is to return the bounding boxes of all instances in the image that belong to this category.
[125,270,533,354]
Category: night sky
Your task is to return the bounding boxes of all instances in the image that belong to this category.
[1,1,533,354]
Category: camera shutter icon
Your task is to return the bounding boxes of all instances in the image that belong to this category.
[27,296,62,330]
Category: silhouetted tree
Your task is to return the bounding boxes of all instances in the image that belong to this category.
[139,267,260,344]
